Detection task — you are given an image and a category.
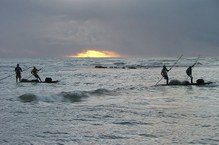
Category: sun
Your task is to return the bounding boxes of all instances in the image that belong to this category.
[67,49,122,58]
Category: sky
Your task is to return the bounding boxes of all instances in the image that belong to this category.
[0,0,219,58]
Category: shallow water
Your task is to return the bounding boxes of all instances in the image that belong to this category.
[0,57,218,145]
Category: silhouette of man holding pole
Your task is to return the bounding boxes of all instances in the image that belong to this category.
[161,65,170,85]
[31,66,42,82]
[186,64,195,84]
[15,64,22,82]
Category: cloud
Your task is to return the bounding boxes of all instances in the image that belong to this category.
[0,0,219,57]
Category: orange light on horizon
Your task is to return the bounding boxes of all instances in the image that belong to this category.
[67,49,122,58]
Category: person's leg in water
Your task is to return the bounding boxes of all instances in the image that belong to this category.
[166,77,169,85]
[38,76,42,82]
[190,75,193,84]
[16,75,18,83]
[37,75,42,82]
[16,73,21,83]
[34,74,42,82]
[165,76,169,85]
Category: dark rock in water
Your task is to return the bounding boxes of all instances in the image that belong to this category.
[169,80,181,85]
[95,65,107,69]
[127,66,137,69]
[196,79,205,85]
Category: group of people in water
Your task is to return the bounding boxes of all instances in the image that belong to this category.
[15,64,42,83]
[15,63,195,85]
[161,64,195,85]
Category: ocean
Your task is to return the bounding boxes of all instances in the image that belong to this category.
[0,57,218,145]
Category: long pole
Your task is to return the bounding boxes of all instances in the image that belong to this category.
[192,55,200,67]
[155,77,163,86]
[169,55,183,71]
[155,55,183,86]
[0,73,15,81]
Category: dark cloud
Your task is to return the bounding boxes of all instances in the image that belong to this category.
[0,0,219,57]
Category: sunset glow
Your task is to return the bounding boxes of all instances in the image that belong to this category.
[68,50,121,58]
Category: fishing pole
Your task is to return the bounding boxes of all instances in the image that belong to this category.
[0,66,32,82]
[0,73,15,81]
[26,74,33,79]
[155,55,183,86]
[193,55,200,67]
[155,77,164,86]
[169,55,183,71]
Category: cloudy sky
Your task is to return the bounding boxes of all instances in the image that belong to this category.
[0,0,219,57]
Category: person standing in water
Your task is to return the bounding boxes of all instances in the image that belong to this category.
[186,64,195,84]
[161,65,170,85]
[31,66,42,82]
[15,64,22,82]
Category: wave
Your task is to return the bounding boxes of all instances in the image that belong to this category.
[18,93,37,103]
[62,89,116,102]
[18,88,115,103]
[88,88,114,96]
[61,91,89,103]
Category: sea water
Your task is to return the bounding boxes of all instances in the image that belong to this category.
[0,57,218,145]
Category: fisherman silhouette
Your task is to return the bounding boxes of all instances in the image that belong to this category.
[15,64,22,82]
[186,64,195,84]
[161,65,170,85]
[31,66,42,82]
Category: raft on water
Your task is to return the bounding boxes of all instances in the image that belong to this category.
[158,79,213,86]
[20,77,59,83]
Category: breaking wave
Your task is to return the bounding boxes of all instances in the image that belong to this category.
[18,93,37,103]
[88,88,114,96]
[61,91,89,103]
[18,88,115,103]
